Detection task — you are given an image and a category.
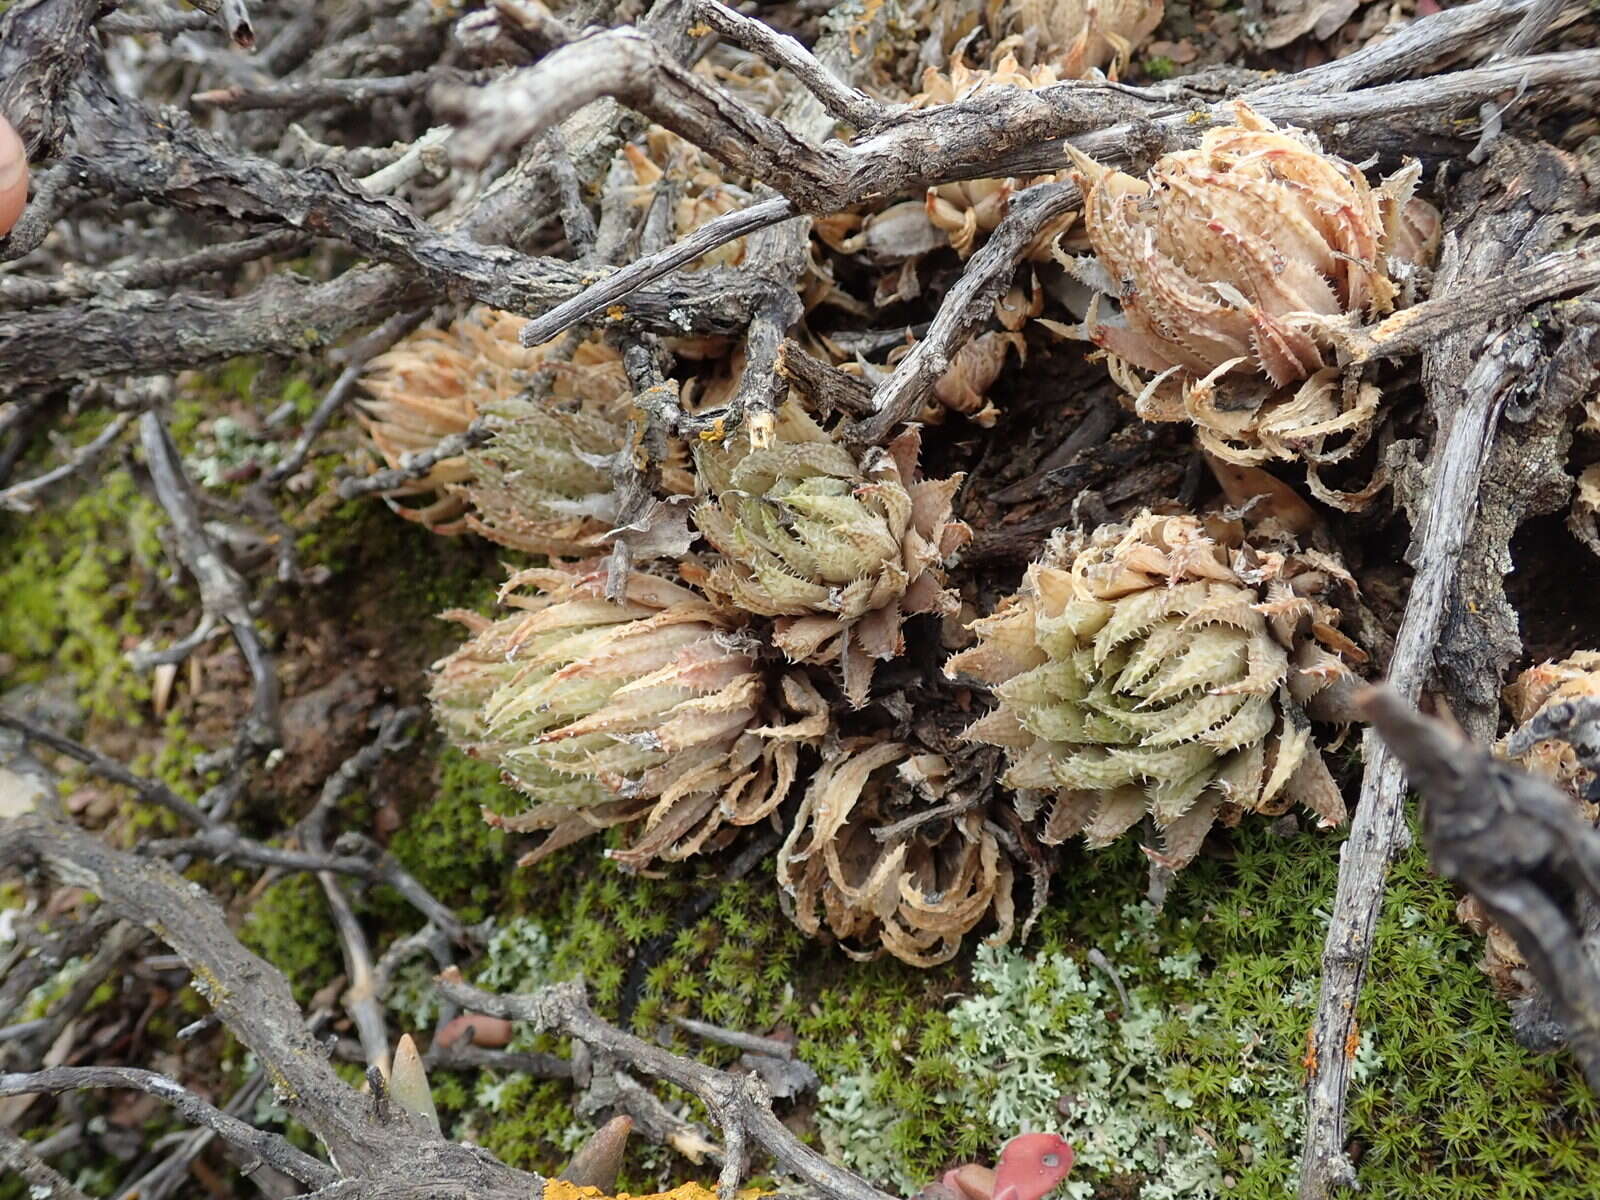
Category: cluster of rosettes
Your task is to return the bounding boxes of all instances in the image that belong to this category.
[948,511,1360,869]
[431,566,826,871]
[1060,106,1441,473]
[347,95,1460,967]
[356,307,646,552]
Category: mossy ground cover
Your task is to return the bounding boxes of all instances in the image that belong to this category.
[6,369,1600,1199]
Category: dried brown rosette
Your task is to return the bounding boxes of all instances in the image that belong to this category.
[912,58,1080,260]
[1461,653,1600,995]
[623,127,749,268]
[997,0,1164,78]
[777,739,1015,966]
[429,565,825,869]
[356,308,631,530]
[947,509,1362,868]
[691,405,971,707]
[1059,105,1442,477]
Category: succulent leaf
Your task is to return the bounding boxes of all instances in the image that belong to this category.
[694,406,969,707]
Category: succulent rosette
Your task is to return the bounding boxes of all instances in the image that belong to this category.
[777,740,1014,967]
[692,405,971,707]
[1060,106,1442,473]
[947,510,1362,868]
[430,565,824,870]
[356,308,632,530]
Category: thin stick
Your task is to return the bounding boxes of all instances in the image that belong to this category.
[687,0,889,129]
[0,1067,333,1187]
[516,196,794,346]
[140,412,281,747]
[0,412,133,513]
[439,974,900,1200]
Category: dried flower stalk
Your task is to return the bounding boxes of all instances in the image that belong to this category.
[692,405,970,707]
[948,510,1361,868]
[777,740,1014,966]
[430,565,825,870]
[1059,105,1442,471]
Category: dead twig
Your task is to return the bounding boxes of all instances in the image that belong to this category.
[139,411,281,747]
[847,182,1079,444]
[1360,685,1600,1091]
[193,69,477,115]
[438,973,899,1200]
[0,411,134,513]
[0,709,461,936]
[266,307,432,487]
[1297,146,1583,1199]
[0,229,313,310]
[0,1066,333,1187]
[336,419,491,500]
[515,196,794,347]
[686,0,890,129]
[0,1127,91,1200]
[1,811,538,1193]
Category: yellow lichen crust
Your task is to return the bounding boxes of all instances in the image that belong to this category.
[1060,104,1442,471]
[777,741,1014,967]
[947,510,1361,868]
[429,565,826,870]
[692,405,971,707]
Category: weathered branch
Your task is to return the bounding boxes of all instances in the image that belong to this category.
[1,811,539,1196]
[0,1066,335,1187]
[1297,143,1585,1200]
[1360,685,1600,1091]
[847,182,1079,444]
[686,0,889,129]
[0,411,133,513]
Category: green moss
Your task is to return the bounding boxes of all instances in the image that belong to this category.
[239,873,343,1007]
[389,748,513,923]
[1143,55,1177,80]
[0,444,163,716]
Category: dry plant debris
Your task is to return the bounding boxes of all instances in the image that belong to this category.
[4,0,1600,1198]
